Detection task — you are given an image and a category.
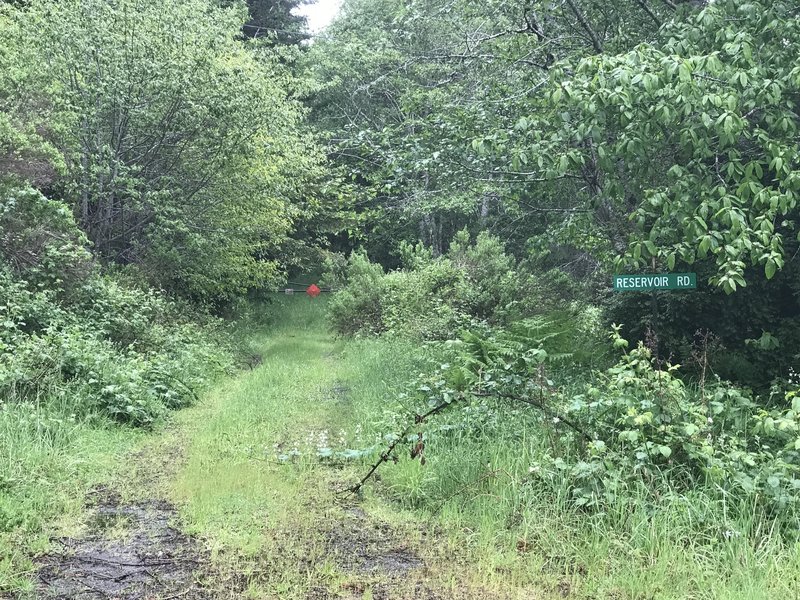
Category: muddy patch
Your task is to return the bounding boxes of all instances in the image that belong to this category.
[326,506,422,576]
[325,380,351,404]
[34,491,208,600]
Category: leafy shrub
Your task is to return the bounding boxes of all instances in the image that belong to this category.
[326,231,533,338]
[0,185,231,428]
[449,230,515,319]
[381,261,467,339]
[326,250,386,335]
[0,274,228,427]
[0,184,92,291]
[557,332,799,515]
[366,319,800,539]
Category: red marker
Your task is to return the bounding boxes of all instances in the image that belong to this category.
[306,284,321,298]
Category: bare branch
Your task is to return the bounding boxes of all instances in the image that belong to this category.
[635,0,663,27]
[564,0,603,53]
[345,396,463,495]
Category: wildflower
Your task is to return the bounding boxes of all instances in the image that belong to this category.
[723,529,741,539]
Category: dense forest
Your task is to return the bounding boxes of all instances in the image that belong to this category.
[1,0,800,598]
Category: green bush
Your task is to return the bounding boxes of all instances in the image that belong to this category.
[0,271,228,427]
[556,332,800,519]
[0,184,231,428]
[449,230,515,319]
[381,260,467,339]
[382,320,800,533]
[326,250,386,335]
[326,231,535,338]
[0,184,92,291]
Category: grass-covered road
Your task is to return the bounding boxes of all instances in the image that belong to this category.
[143,296,521,599]
[5,296,527,599]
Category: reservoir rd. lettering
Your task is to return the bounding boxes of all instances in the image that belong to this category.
[613,273,697,292]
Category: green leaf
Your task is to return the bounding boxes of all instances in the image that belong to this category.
[765,259,776,279]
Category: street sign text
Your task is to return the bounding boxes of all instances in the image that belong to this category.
[613,273,697,292]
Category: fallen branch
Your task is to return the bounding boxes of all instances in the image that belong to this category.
[476,391,593,442]
[345,379,597,496]
[345,394,463,495]
[72,555,202,568]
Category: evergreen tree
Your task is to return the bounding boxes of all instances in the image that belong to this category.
[242,0,312,44]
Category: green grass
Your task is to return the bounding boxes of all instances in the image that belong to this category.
[167,297,532,598]
[169,298,402,596]
[164,296,800,598]
[364,392,800,599]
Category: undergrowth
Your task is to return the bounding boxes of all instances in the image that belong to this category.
[0,182,233,593]
[325,234,800,598]
[345,328,800,598]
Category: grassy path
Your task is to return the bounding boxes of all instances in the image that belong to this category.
[13,296,530,599]
[152,297,523,599]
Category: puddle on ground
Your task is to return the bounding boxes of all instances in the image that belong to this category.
[33,491,209,600]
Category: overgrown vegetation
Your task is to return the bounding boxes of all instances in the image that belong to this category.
[0,182,232,585]
[4,0,800,597]
[309,0,800,385]
[324,230,589,339]
[0,0,320,590]
[325,225,800,596]
[346,331,800,598]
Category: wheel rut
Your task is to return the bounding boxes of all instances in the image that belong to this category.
[33,487,210,600]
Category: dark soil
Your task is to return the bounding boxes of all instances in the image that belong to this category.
[34,488,209,600]
[327,506,422,575]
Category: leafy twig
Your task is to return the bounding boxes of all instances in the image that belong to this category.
[345,395,463,495]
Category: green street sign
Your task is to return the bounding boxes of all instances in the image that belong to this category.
[613,273,697,292]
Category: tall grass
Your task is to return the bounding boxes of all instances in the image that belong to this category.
[0,398,145,592]
[352,380,800,598]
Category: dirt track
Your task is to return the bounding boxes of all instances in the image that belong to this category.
[35,487,209,600]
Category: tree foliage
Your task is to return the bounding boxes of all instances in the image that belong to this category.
[311,0,800,378]
[508,1,800,292]
[306,0,671,255]
[5,0,324,301]
[239,0,312,44]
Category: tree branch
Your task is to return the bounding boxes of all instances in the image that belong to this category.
[635,0,663,27]
[565,0,603,53]
[476,391,593,441]
[345,396,463,495]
